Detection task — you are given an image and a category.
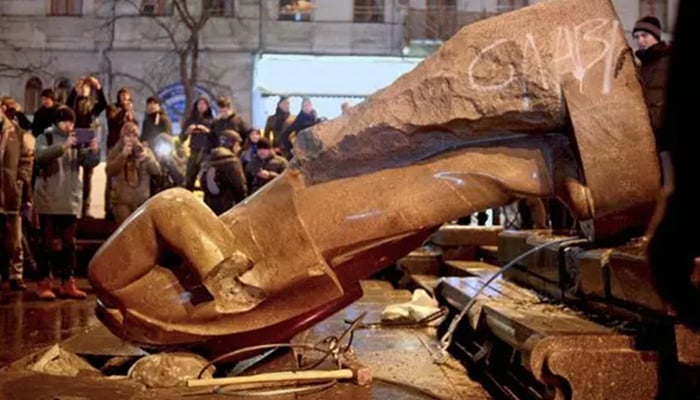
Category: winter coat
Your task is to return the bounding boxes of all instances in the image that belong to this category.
[31,105,58,137]
[278,110,320,157]
[107,139,161,210]
[141,111,173,147]
[637,41,671,150]
[199,147,247,215]
[213,113,253,143]
[181,116,216,153]
[107,102,138,150]
[66,88,108,129]
[33,126,100,216]
[263,112,295,147]
[0,116,33,214]
[245,153,288,193]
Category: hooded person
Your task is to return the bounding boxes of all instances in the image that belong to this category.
[198,130,247,215]
[106,122,161,224]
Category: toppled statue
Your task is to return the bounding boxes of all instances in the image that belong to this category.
[89,0,660,358]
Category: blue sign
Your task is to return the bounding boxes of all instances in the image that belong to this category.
[157,83,217,134]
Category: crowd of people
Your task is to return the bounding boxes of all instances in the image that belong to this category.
[0,77,324,300]
[0,15,669,301]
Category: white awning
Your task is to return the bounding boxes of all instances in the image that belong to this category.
[252,53,423,126]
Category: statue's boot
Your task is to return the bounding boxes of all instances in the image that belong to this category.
[88,0,660,359]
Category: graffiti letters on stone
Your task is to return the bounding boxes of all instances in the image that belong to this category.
[468,18,621,97]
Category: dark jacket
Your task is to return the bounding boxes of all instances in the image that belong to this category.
[66,88,108,129]
[213,113,253,143]
[637,41,671,150]
[13,112,32,132]
[0,115,33,214]
[245,153,288,193]
[141,110,173,147]
[263,111,295,147]
[199,147,247,215]
[31,105,58,137]
[279,110,320,158]
[181,116,216,153]
[107,102,137,149]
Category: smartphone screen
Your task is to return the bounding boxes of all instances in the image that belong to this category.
[74,128,96,145]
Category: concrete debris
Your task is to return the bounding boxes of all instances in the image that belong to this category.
[128,352,215,388]
[29,344,99,377]
[381,289,441,323]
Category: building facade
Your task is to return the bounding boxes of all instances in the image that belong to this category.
[0,0,679,125]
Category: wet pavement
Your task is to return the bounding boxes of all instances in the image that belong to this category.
[0,280,490,399]
[0,279,99,369]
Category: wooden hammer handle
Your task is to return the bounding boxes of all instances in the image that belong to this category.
[187,369,354,387]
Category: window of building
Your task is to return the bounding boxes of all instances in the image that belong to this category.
[639,0,668,29]
[141,0,172,16]
[49,0,83,16]
[203,0,234,17]
[54,77,72,106]
[496,0,528,13]
[354,0,384,23]
[24,77,43,114]
[278,0,315,22]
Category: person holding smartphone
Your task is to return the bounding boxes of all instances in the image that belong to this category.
[180,96,215,191]
[33,106,100,300]
[66,76,107,218]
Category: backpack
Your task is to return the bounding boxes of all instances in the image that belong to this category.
[203,164,222,196]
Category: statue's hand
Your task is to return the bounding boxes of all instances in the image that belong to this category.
[88,188,266,321]
[202,250,267,314]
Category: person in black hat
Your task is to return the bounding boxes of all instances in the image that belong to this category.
[33,105,100,301]
[632,15,672,183]
[244,137,287,193]
[32,88,58,138]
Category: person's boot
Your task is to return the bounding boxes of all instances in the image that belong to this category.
[58,277,87,299]
[36,278,56,301]
[9,278,27,291]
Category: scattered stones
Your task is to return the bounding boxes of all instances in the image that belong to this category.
[128,352,215,388]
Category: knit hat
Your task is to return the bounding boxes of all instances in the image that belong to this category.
[220,129,242,147]
[633,16,662,41]
[256,137,272,150]
[54,106,76,123]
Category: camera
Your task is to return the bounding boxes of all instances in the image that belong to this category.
[4,107,17,120]
[132,143,145,158]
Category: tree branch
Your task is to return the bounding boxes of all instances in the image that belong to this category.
[173,0,195,30]
[111,71,158,95]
